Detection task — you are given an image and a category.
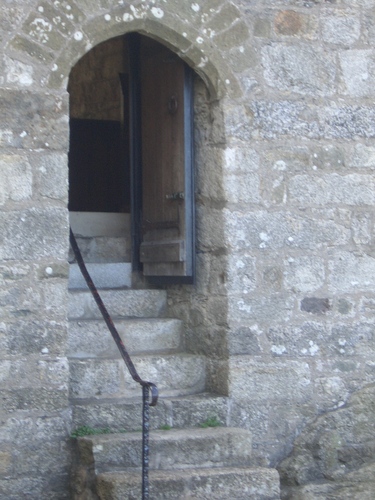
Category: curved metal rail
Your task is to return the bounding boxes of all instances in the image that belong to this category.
[69,228,158,499]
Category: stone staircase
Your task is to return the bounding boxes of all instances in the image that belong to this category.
[68,214,280,499]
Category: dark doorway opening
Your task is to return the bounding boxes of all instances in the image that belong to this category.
[68,34,195,284]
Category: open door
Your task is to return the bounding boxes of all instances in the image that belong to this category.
[128,34,195,284]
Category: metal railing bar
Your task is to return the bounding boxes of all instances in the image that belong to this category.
[69,228,158,499]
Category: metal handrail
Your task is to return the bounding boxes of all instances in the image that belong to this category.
[69,228,158,499]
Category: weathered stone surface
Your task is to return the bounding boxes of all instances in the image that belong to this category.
[213,20,250,50]
[2,319,66,355]
[0,208,68,260]
[9,35,55,64]
[251,101,375,139]
[69,354,206,398]
[350,142,375,168]
[0,89,69,150]
[0,357,69,390]
[30,152,68,201]
[77,427,253,471]
[329,250,375,293]
[262,44,336,96]
[0,154,32,206]
[290,173,375,206]
[96,467,281,500]
[278,383,375,499]
[339,49,375,97]
[224,209,350,251]
[274,10,318,39]
[72,393,229,431]
[228,322,263,355]
[3,55,34,87]
[229,357,312,405]
[67,317,182,357]
[300,297,331,315]
[321,10,361,46]
[284,256,325,293]
[68,289,167,319]
[310,144,346,171]
[229,294,294,323]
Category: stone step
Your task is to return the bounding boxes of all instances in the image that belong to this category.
[69,354,206,399]
[69,212,131,262]
[68,236,130,263]
[70,211,130,238]
[96,467,281,499]
[76,427,253,473]
[69,262,132,290]
[67,318,183,357]
[71,393,229,432]
[68,289,167,320]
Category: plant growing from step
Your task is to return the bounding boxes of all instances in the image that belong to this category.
[71,426,114,438]
[200,416,222,428]
[159,424,172,430]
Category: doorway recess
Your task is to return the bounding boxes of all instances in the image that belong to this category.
[68,34,195,286]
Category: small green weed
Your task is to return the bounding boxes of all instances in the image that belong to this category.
[200,416,222,428]
[159,424,172,431]
[71,426,112,438]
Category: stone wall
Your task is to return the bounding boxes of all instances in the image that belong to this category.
[1,0,375,496]
[0,83,70,497]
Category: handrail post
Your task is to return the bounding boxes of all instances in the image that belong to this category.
[142,384,150,499]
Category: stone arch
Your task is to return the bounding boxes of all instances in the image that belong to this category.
[45,1,243,99]
[21,0,248,394]
[60,5,238,392]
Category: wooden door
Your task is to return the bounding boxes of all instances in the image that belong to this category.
[128,35,195,284]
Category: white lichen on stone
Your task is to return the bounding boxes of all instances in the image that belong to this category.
[151,7,164,18]
[196,37,204,44]
[308,340,319,356]
[130,5,146,19]
[29,18,52,44]
[123,13,134,22]
[74,31,83,41]
[197,56,208,68]
[271,345,286,355]
[52,64,58,71]
[104,14,111,21]
[273,160,287,171]
[191,3,200,12]
[5,57,33,86]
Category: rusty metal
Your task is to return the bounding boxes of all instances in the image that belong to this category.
[69,228,158,499]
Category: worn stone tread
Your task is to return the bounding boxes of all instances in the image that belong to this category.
[68,288,167,319]
[69,353,206,398]
[96,466,281,499]
[69,262,132,289]
[71,392,229,431]
[67,317,183,357]
[77,427,253,472]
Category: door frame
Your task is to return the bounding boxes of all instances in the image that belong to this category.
[127,33,195,285]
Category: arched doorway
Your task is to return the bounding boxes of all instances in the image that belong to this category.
[68,33,195,285]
